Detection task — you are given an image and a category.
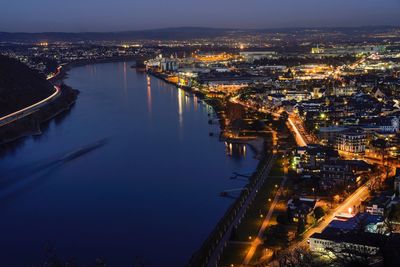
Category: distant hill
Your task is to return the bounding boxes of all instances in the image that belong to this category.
[0,55,54,117]
[0,27,231,42]
[0,26,398,43]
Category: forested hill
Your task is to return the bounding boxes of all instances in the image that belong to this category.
[0,55,54,117]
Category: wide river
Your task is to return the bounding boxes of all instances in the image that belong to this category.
[0,62,258,266]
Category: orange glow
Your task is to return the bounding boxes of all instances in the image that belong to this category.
[194,52,236,62]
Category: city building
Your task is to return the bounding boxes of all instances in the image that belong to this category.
[320,160,371,188]
[296,144,339,174]
[327,213,385,234]
[365,193,395,216]
[309,230,385,257]
[337,128,367,155]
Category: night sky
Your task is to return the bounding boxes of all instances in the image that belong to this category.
[2,0,400,32]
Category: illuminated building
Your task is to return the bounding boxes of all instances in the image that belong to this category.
[320,160,371,188]
[309,230,384,257]
[160,58,179,72]
[337,129,366,155]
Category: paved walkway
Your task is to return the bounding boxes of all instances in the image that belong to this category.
[206,154,277,267]
[241,164,288,266]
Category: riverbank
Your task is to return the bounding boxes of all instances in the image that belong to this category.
[144,69,277,267]
[0,84,78,146]
[146,70,266,154]
[0,61,262,266]
[0,55,80,147]
[50,56,148,82]
[0,55,147,147]
[0,59,266,265]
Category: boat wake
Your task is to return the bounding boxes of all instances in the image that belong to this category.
[0,138,108,202]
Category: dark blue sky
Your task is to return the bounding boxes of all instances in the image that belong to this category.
[2,0,400,32]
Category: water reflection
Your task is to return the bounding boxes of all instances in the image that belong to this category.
[193,95,198,112]
[0,104,75,158]
[146,75,152,114]
[123,62,128,94]
[87,64,97,77]
[225,142,247,159]
[177,88,184,127]
[0,61,259,266]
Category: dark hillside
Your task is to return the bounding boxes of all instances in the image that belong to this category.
[0,55,54,117]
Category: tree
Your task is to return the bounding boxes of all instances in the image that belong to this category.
[389,203,400,222]
[277,213,288,225]
[263,225,289,247]
[314,206,325,220]
[297,218,306,236]
[286,208,293,221]
[279,111,289,122]
[277,246,318,267]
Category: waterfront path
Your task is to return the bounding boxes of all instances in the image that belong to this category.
[0,85,61,127]
[241,160,288,266]
[207,153,277,267]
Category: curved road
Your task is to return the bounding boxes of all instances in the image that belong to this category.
[0,85,61,127]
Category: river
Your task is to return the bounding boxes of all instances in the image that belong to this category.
[0,61,258,266]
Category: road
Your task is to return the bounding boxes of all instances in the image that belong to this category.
[297,184,370,247]
[287,116,308,147]
[230,96,309,148]
[46,65,63,81]
[207,154,277,267]
[0,85,61,127]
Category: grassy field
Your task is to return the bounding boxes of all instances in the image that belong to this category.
[218,243,250,267]
[219,157,285,265]
[269,158,285,176]
[233,175,283,241]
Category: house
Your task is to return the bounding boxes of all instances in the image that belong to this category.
[365,193,395,216]
[287,197,316,222]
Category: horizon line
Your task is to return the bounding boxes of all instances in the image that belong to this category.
[1,24,400,34]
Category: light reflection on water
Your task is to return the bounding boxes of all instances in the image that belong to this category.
[178,88,184,127]
[146,75,152,114]
[0,61,258,267]
[225,142,247,158]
